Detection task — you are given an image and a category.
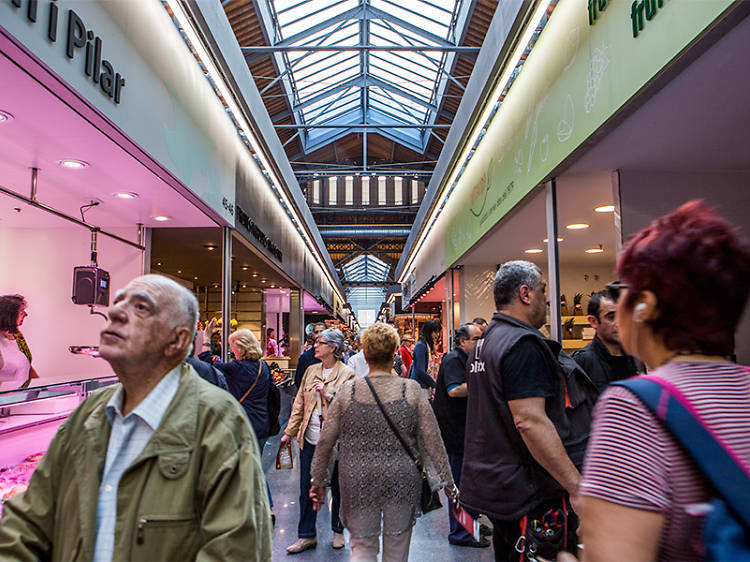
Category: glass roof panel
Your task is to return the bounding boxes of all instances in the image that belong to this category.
[342,254,390,283]
[263,0,470,153]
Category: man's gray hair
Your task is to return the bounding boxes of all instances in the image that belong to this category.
[138,274,199,340]
[493,260,542,308]
[452,323,475,347]
[318,328,347,360]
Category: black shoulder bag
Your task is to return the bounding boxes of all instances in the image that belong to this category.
[364,376,442,514]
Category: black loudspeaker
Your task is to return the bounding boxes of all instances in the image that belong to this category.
[72,266,110,306]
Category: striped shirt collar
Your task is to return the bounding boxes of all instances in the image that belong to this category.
[105,365,182,431]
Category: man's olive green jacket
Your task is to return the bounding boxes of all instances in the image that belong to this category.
[0,363,272,561]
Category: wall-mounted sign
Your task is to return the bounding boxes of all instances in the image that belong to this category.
[9,0,126,104]
[237,206,283,261]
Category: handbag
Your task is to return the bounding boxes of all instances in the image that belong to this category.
[364,376,442,514]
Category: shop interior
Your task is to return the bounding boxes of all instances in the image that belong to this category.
[0,51,214,387]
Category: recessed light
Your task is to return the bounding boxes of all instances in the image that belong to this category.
[585,245,604,254]
[193,276,198,280]
[152,215,170,222]
[113,192,138,199]
[0,110,14,123]
[261,279,266,284]
[156,262,162,266]
[543,237,564,243]
[204,244,217,251]
[270,284,275,288]
[252,272,258,278]
[524,248,544,254]
[58,159,88,169]
[566,223,590,230]
[177,269,182,274]
[594,205,615,213]
[241,266,249,271]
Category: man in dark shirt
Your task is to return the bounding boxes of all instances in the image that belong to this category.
[462,261,588,561]
[433,323,488,547]
[573,290,642,393]
[294,322,325,388]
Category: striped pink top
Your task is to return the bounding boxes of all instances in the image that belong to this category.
[580,361,750,561]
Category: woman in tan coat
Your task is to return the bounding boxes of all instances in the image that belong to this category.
[282,328,355,554]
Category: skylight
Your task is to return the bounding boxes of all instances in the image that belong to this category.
[258,0,472,153]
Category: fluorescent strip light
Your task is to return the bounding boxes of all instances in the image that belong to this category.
[398,0,554,282]
[164,0,344,303]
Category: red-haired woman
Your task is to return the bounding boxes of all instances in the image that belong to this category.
[574,201,750,560]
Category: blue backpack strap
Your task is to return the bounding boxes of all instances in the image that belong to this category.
[613,377,750,530]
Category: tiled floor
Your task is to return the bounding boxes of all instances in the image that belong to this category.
[262,385,494,561]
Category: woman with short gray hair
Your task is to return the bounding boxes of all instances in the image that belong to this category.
[282,327,356,553]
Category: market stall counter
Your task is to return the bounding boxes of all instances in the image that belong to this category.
[0,376,118,515]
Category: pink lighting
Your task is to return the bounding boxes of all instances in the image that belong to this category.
[58,159,88,169]
[0,110,13,123]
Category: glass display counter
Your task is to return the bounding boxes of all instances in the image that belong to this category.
[0,377,118,512]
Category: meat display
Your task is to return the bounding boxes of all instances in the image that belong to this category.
[0,452,44,518]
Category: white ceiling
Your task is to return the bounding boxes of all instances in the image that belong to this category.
[0,51,213,231]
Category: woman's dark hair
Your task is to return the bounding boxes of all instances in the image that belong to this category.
[420,319,442,350]
[617,200,750,356]
[0,294,26,334]
[266,327,275,336]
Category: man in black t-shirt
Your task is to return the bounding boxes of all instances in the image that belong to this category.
[572,289,642,393]
[462,261,588,561]
[433,323,488,548]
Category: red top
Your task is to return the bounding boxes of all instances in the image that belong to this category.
[398,344,413,373]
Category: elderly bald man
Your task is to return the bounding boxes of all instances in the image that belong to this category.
[0,275,272,561]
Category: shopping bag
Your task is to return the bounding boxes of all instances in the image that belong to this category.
[452,503,480,541]
[276,441,293,470]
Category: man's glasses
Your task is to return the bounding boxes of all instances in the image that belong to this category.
[605,281,631,300]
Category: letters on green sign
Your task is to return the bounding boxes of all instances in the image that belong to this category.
[631,0,665,38]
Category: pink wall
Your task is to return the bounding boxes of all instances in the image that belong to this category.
[0,224,143,384]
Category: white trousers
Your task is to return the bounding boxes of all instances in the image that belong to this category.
[350,527,413,562]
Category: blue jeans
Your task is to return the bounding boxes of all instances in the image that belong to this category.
[448,454,474,544]
[258,438,273,508]
[298,441,343,538]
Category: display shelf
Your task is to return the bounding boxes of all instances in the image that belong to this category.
[562,339,588,350]
[548,316,590,326]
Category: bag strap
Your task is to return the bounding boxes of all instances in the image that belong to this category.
[239,362,262,404]
[364,376,422,471]
[613,376,750,529]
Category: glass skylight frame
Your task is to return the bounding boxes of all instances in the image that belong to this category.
[258,0,472,154]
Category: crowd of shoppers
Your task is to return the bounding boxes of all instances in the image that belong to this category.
[0,200,748,562]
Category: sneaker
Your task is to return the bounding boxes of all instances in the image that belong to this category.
[332,532,345,549]
[286,538,317,554]
[449,537,491,548]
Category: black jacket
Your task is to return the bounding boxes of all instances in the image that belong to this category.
[409,339,436,389]
[461,313,597,520]
[572,335,642,394]
[294,346,320,388]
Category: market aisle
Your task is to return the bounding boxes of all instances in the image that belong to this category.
[261,386,493,561]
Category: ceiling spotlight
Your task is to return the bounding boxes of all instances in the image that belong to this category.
[585,245,604,254]
[594,205,616,213]
[113,192,138,199]
[241,266,249,271]
[261,279,266,284]
[193,276,198,280]
[543,237,564,243]
[252,272,258,278]
[566,223,590,230]
[177,269,182,274]
[58,159,88,169]
[270,284,276,288]
[156,262,162,266]
[0,110,14,123]
[242,283,247,289]
[204,244,218,251]
[152,215,170,222]
[524,248,544,254]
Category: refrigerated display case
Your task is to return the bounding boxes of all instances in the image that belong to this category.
[0,377,118,514]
